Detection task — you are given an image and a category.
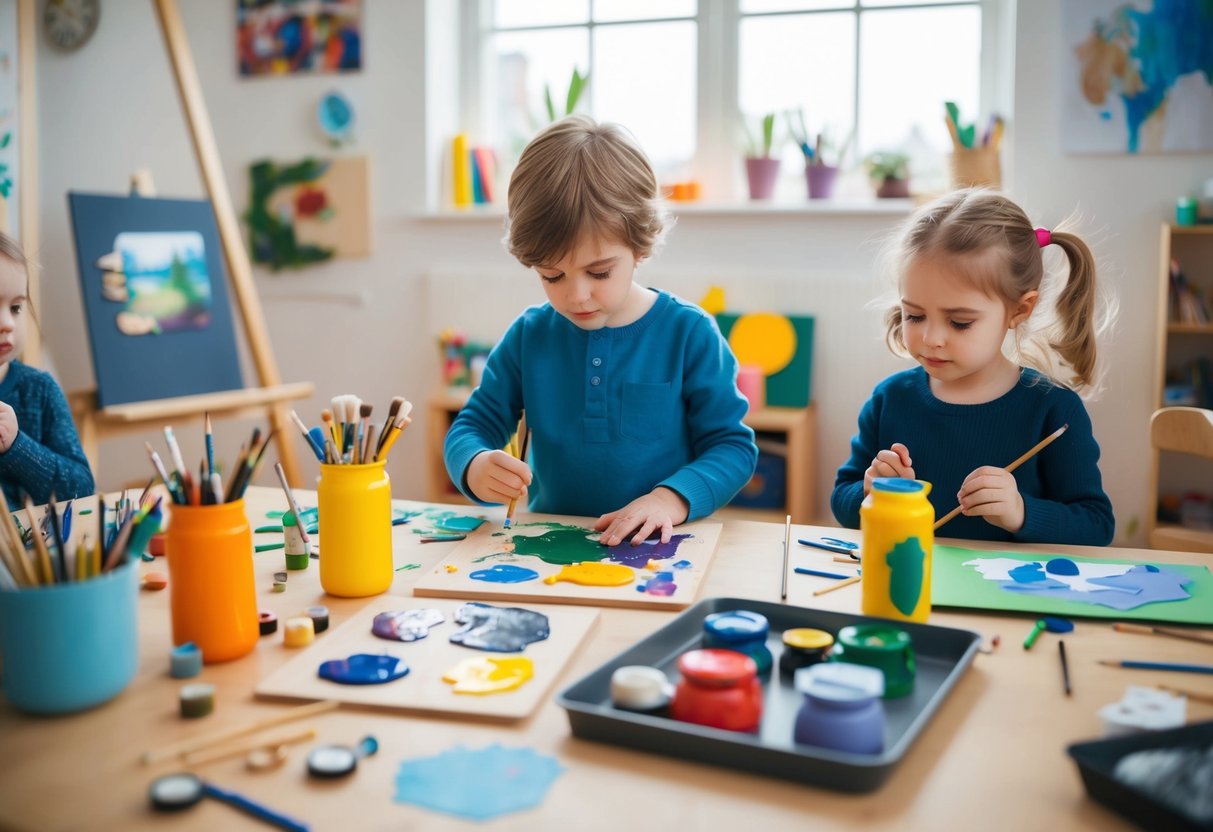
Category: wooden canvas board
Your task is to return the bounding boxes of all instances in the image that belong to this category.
[254,596,599,721]
[412,515,723,611]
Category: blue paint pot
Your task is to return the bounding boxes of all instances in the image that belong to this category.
[702,610,773,675]
[793,662,886,755]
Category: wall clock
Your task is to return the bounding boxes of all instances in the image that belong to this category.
[44,0,100,52]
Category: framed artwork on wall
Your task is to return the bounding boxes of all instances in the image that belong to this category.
[236,0,362,77]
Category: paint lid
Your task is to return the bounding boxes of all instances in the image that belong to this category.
[703,610,770,644]
[872,477,923,494]
[782,628,834,651]
[678,648,757,685]
[837,624,912,652]
[795,662,884,701]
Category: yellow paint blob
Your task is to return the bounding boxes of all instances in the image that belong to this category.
[645,559,662,571]
[445,564,459,573]
[728,312,797,376]
[442,656,534,695]
[544,562,635,587]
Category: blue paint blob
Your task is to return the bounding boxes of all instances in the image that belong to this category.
[672,560,692,570]
[1045,558,1079,576]
[394,744,565,821]
[1009,562,1047,583]
[450,603,550,652]
[319,654,410,685]
[1041,616,1074,634]
[469,564,540,584]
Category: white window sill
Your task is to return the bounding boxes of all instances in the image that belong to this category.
[414,197,916,221]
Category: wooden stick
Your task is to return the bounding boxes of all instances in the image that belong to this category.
[1157,684,1213,705]
[1113,622,1213,646]
[140,699,339,766]
[812,575,862,597]
[183,727,316,767]
[935,423,1069,530]
[780,514,791,601]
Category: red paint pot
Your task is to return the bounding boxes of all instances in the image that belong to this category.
[670,648,763,732]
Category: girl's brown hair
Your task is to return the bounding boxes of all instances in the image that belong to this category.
[882,188,1112,392]
[505,115,668,268]
[0,230,38,327]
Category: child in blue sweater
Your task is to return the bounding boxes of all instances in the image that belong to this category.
[0,232,94,509]
[445,115,757,546]
[832,189,1115,545]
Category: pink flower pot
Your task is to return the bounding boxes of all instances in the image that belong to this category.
[745,158,780,200]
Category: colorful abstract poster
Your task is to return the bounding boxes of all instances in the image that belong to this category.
[237,0,362,77]
[1062,0,1213,153]
[932,544,1213,625]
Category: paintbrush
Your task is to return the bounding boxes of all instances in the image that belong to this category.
[1113,622,1213,646]
[22,495,55,584]
[781,514,791,601]
[0,506,33,587]
[223,443,250,503]
[375,401,413,462]
[375,396,405,459]
[812,575,862,597]
[290,410,326,462]
[321,409,339,463]
[935,423,1069,530]
[1157,684,1213,705]
[273,462,311,544]
[357,402,373,464]
[504,412,530,530]
[47,493,68,583]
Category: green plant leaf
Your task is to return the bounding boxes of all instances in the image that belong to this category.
[0,132,10,149]
[544,84,557,123]
[565,68,588,116]
[761,113,775,157]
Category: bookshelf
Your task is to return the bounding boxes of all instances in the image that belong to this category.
[425,390,816,522]
[1149,223,1213,552]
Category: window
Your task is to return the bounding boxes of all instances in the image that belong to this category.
[463,0,1002,200]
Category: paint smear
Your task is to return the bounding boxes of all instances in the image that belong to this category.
[372,608,445,642]
[637,571,677,596]
[442,656,534,694]
[544,562,634,587]
[470,564,540,584]
[505,522,693,568]
[450,602,550,652]
[318,654,409,685]
[672,560,692,570]
[603,534,693,568]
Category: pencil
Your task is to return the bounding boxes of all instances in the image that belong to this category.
[935,423,1069,530]
[140,700,340,766]
[1098,659,1213,675]
[781,514,791,601]
[1113,622,1213,646]
[797,538,856,555]
[794,567,855,580]
[1059,641,1072,696]
[813,575,862,596]
[1157,684,1213,705]
[504,412,529,529]
[204,412,215,476]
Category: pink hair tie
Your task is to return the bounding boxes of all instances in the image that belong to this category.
[1034,227,1052,248]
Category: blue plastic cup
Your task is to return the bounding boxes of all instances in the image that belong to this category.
[0,560,139,714]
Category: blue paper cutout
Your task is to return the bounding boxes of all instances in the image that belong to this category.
[1045,558,1080,576]
[394,744,564,821]
[1001,565,1192,611]
[1009,562,1048,583]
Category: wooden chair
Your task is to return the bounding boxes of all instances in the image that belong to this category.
[1148,406,1213,553]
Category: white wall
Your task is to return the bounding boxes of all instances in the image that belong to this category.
[32,0,1212,544]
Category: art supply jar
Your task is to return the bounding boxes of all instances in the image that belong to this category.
[779,628,834,676]
[317,459,393,597]
[860,477,934,623]
[166,500,258,663]
[793,662,886,754]
[670,648,763,732]
[830,623,916,699]
[702,609,773,675]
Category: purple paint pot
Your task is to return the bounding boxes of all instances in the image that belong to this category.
[702,610,773,675]
[793,662,885,755]
[318,654,409,685]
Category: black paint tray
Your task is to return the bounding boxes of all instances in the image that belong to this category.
[556,597,980,792]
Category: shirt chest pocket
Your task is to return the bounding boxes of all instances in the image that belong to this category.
[620,381,674,443]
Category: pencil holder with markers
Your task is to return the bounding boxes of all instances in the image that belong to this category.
[317,459,393,597]
[166,500,258,663]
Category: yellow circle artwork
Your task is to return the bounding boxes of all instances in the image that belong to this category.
[728,313,797,376]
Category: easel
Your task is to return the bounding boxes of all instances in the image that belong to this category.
[68,0,314,485]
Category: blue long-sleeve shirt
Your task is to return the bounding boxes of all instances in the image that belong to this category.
[445,290,758,521]
[831,367,1114,546]
[0,361,94,509]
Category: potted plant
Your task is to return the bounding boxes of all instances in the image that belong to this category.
[743,113,781,200]
[865,151,911,199]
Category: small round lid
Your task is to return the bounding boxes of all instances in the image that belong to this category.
[837,623,912,652]
[610,665,674,710]
[872,477,923,493]
[703,610,770,643]
[677,648,757,684]
[795,662,884,701]
[782,628,834,651]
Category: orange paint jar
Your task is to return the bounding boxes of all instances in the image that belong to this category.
[166,500,258,663]
[670,648,763,733]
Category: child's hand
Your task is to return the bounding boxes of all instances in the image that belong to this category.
[594,486,689,547]
[956,466,1025,533]
[0,401,17,453]
[465,449,531,505]
[863,443,914,493]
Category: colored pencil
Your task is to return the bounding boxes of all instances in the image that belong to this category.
[1098,659,1213,675]
[1157,684,1213,705]
[204,412,215,476]
[935,423,1069,530]
[1059,641,1072,696]
[813,575,862,596]
[781,514,791,600]
[795,567,855,580]
[504,411,529,529]
[1113,622,1213,646]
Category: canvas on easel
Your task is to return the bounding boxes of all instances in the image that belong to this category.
[67,192,245,408]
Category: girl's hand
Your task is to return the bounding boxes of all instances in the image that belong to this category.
[594,486,689,547]
[0,401,17,453]
[863,443,914,494]
[465,449,531,505]
[957,466,1025,533]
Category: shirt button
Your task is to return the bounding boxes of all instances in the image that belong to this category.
[591,357,602,367]
[591,376,601,386]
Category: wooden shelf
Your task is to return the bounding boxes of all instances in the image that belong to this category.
[426,387,474,503]
[1149,523,1213,554]
[1166,322,1213,334]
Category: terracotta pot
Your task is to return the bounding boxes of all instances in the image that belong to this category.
[876,177,911,199]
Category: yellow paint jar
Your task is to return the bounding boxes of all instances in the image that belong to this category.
[860,478,934,623]
[317,460,393,597]
[166,500,258,663]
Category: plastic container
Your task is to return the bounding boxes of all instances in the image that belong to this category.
[830,623,916,699]
[793,662,886,754]
[317,460,394,597]
[166,500,258,663]
[778,627,833,676]
[670,648,763,733]
[861,478,934,622]
[702,609,773,675]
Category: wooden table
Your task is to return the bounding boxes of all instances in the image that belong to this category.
[1,487,1209,831]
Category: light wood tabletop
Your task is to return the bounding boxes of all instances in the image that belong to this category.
[0,486,1209,831]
